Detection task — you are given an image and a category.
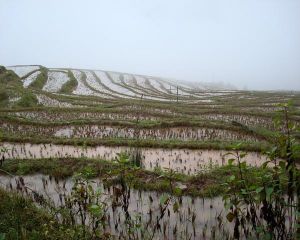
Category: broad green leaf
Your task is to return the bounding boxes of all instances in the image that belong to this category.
[0,233,5,240]
[266,187,273,200]
[255,187,264,194]
[229,175,236,182]
[160,194,169,205]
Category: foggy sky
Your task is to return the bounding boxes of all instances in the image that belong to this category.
[1,0,300,90]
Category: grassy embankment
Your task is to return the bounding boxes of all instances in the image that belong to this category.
[1,157,276,198]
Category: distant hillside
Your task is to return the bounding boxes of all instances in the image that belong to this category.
[4,65,236,102]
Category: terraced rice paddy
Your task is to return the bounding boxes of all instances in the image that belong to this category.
[0,65,299,239]
[1,142,269,174]
[0,174,232,239]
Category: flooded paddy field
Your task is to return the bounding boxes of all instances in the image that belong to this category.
[0,174,232,239]
[2,142,269,175]
[4,109,177,122]
[0,65,299,239]
[0,173,297,240]
[0,122,263,142]
[1,109,282,129]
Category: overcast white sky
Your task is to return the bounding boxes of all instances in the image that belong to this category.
[1,0,300,90]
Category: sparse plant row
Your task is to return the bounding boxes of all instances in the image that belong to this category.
[36,94,77,108]
[3,108,299,132]
[42,90,128,107]
[2,110,177,122]
[0,122,265,143]
[34,89,99,108]
[1,103,291,119]
[0,157,274,198]
[1,141,272,175]
[0,135,272,154]
[1,102,299,132]
[0,151,298,239]
[0,114,273,140]
[0,168,251,239]
[0,102,299,239]
[59,70,78,94]
[7,88,299,117]
[210,97,300,110]
[102,99,300,119]
[1,161,296,239]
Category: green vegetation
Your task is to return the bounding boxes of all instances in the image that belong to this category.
[16,92,38,107]
[0,66,20,84]
[59,70,78,94]
[29,67,48,89]
[0,90,9,107]
[0,66,23,108]
[0,156,287,198]
[0,65,299,238]
[0,189,97,240]
[0,134,271,153]
[221,104,300,239]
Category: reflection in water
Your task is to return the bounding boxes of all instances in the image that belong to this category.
[0,174,231,239]
[2,142,268,175]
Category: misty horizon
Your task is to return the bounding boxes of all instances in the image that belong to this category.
[1,0,300,91]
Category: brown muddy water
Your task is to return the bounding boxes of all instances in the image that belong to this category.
[0,123,261,142]
[1,174,296,239]
[2,142,269,175]
[0,174,231,239]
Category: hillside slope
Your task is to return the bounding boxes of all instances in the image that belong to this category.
[5,65,235,103]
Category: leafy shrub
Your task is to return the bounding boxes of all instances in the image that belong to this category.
[16,92,38,107]
[0,90,9,102]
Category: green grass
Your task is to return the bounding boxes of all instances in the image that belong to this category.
[1,157,275,198]
[29,67,48,89]
[15,92,38,108]
[0,66,21,85]
[59,70,78,94]
[0,90,9,107]
[0,189,95,240]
